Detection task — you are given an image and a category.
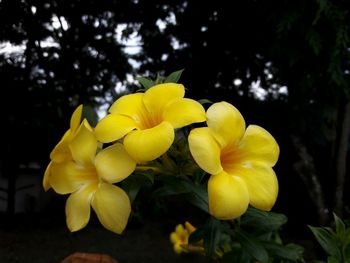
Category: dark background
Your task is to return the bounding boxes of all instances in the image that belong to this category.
[0,0,349,262]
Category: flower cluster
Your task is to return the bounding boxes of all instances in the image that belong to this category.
[43,80,279,236]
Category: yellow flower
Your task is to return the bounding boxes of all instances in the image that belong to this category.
[188,102,279,220]
[170,221,204,254]
[43,105,84,191]
[49,120,136,234]
[95,83,206,162]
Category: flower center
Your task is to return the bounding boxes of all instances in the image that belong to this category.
[138,110,163,129]
[220,145,244,173]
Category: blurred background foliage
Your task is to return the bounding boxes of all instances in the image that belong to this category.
[0,0,349,251]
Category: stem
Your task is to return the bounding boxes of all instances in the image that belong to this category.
[333,101,350,216]
[135,166,161,173]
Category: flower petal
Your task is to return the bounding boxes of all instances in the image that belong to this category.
[70,104,83,133]
[91,183,131,234]
[188,127,223,175]
[143,83,185,115]
[236,164,278,211]
[206,102,246,148]
[109,93,146,122]
[50,161,96,194]
[69,120,97,165]
[124,121,174,162]
[43,162,52,191]
[163,98,206,128]
[95,143,136,183]
[240,125,279,166]
[95,114,137,143]
[208,171,249,220]
[66,183,96,232]
[50,130,72,162]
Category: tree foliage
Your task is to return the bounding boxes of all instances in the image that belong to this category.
[0,0,349,227]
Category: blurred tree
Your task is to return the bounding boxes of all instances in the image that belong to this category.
[0,0,349,229]
[133,0,350,225]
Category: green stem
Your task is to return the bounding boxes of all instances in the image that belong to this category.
[135,166,161,173]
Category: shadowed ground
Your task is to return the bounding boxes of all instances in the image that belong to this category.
[0,212,210,263]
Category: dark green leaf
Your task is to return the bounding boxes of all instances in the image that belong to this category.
[188,228,205,244]
[203,218,222,258]
[309,225,342,260]
[121,173,154,203]
[327,256,339,263]
[263,242,304,261]
[183,180,208,212]
[164,69,184,83]
[197,99,213,105]
[222,249,251,263]
[236,229,269,263]
[241,207,288,232]
[333,213,345,237]
[136,76,154,89]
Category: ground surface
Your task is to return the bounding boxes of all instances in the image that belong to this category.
[0,212,210,263]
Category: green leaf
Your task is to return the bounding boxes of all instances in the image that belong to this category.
[236,229,269,263]
[164,69,184,83]
[222,249,251,263]
[344,228,350,263]
[197,99,213,105]
[333,213,346,237]
[327,256,340,263]
[121,173,154,203]
[241,207,288,232]
[183,180,208,212]
[309,225,342,260]
[188,228,205,244]
[203,218,222,258]
[136,76,154,89]
[263,242,304,261]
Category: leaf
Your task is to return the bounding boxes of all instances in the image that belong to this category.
[136,76,154,89]
[309,225,342,260]
[121,173,154,203]
[236,229,269,263]
[222,249,251,263]
[164,69,184,83]
[241,207,288,232]
[152,177,192,197]
[333,213,345,237]
[203,218,222,258]
[188,228,205,244]
[197,99,213,105]
[263,242,304,261]
[327,256,340,263]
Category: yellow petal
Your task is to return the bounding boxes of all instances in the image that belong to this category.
[95,114,137,143]
[109,93,146,122]
[163,98,206,128]
[43,162,52,191]
[236,164,278,211]
[206,102,246,148]
[50,161,96,194]
[70,104,83,133]
[170,232,181,244]
[124,121,174,162]
[185,221,196,234]
[95,143,136,183]
[143,83,185,115]
[208,171,249,220]
[188,127,223,175]
[50,130,72,162]
[69,120,97,165]
[240,125,280,166]
[91,183,131,234]
[174,243,185,254]
[66,183,96,232]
